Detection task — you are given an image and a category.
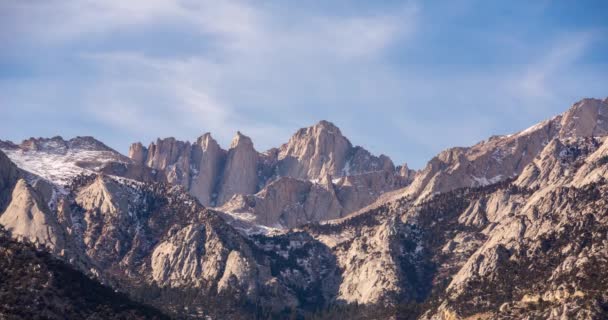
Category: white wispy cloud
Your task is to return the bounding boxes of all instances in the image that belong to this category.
[64,1,418,149]
[514,32,595,101]
[2,0,605,167]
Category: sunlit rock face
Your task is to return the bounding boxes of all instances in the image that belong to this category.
[403,98,608,202]
[127,121,409,227]
[0,179,65,251]
[0,97,607,319]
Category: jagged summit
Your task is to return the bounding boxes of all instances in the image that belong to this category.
[0,136,115,154]
[287,120,346,146]
[311,120,342,134]
[196,132,217,148]
[2,97,608,319]
[123,121,403,222]
[229,131,255,149]
[402,97,608,202]
[0,136,129,186]
[559,97,608,138]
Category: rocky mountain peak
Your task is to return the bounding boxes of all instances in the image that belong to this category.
[277,121,352,179]
[559,97,608,138]
[0,136,129,186]
[3,97,608,319]
[128,142,147,165]
[293,120,346,142]
[217,132,259,205]
[19,136,68,153]
[10,136,114,154]
[146,137,191,172]
[313,120,342,133]
[230,131,254,150]
[0,178,64,251]
[196,132,219,151]
[400,97,608,203]
[67,136,114,151]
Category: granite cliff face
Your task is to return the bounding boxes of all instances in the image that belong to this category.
[127,121,409,227]
[0,179,65,251]
[220,170,409,228]
[189,133,226,207]
[1,97,608,319]
[217,132,259,205]
[404,98,608,202]
[276,120,394,178]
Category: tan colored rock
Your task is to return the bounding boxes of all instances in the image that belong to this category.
[221,177,343,228]
[559,98,608,138]
[146,137,192,188]
[189,133,226,206]
[128,142,147,165]
[221,170,408,228]
[570,136,608,187]
[349,147,395,174]
[333,218,402,304]
[151,224,207,286]
[218,250,257,295]
[335,170,408,214]
[217,132,259,205]
[397,162,416,182]
[126,121,405,220]
[0,179,64,250]
[76,175,129,215]
[278,120,352,179]
[405,98,608,202]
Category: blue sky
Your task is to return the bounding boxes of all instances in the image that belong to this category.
[1,0,607,168]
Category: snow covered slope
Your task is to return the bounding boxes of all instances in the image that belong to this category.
[0,136,130,186]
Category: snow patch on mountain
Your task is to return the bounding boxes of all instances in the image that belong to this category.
[0,137,129,187]
[1,148,126,186]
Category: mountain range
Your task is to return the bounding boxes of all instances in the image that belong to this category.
[1,97,607,319]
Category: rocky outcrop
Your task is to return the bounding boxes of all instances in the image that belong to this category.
[128,142,148,165]
[0,136,130,186]
[220,176,343,228]
[220,171,409,228]
[150,223,209,287]
[559,97,608,138]
[60,175,320,316]
[277,120,394,179]
[397,162,416,182]
[334,170,408,214]
[145,137,193,188]
[189,133,225,206]
[404,98,608,202]
[98,161,166,183]
[412,134,608,319]
[1,97,607,319]
[128,121,407,223]
[277,120,352,179]
[217,132,259,205]
[0,179,65,251]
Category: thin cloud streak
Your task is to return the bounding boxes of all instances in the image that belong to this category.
[1,1,606,168]
[72,2,417,150]
[516,32,595,101]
